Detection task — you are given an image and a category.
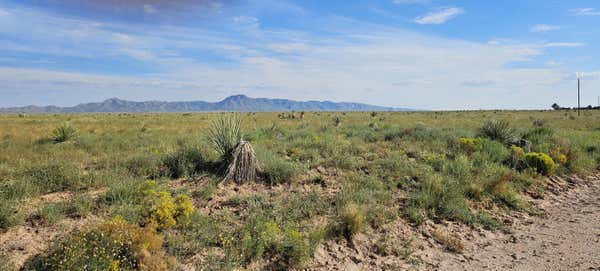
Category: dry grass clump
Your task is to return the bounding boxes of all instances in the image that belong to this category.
[328,202,366,241]
[223,141,260,184]
[431,229,464,253]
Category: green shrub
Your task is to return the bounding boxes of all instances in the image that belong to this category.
[24,218,175,271]
[240,219,282,262]
[523,152,556,176]
[257,149,300,185]
[445,155,472,182]
[103,178,141,206]
[51,122,77,143]
[522,126,553,146]
[237,218,314,268]
[479,120,516,145]
[62,194,95,218]
[477,139,510,163]
[27,204,64,226]
[0,179,37,201]
[124,155,163,178]
[280,227,312,266]
[208,115,242,161]
[423,153,446,172]
[410,175,473,224]
[21,163,83,194]
[0,200,21,230]
[161,147,207,179]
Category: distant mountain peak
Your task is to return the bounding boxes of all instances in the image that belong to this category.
[0,95,411,113]
[101,97,128,104]
[220,94,250,102]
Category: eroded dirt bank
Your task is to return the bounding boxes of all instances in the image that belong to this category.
[308,174,600,271]
[432,175,600,271]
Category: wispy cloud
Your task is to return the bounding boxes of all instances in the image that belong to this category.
[543,42,585,48]
[578,71,600,80]
[0,7,10,17]
[0,3,590,110]
[570,8,600,16]
[414,7,464,25]
[530,24,561,33]
[143,4,157,14]
[233,16,260,28]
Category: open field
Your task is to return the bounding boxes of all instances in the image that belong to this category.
[1,110,600,270]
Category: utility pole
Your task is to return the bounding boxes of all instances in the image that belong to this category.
[577,73,581,116]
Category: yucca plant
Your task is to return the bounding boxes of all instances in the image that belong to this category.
[208,115,243,161]
[479,120,516,145]
[52,122,77,143]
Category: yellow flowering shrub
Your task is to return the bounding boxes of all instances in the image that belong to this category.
[549,146,568,164]
[148,191,177,230]
[524,152,556,176]
[459,138,482,153]
[25,218,174,271]
[140,181,194,230]
[174,194,194,226]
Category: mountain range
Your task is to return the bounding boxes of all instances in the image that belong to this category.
[0,95,409,113]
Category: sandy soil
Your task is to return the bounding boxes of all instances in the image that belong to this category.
[2,174,599,270]
[308,174,600,271]
[432,174,600,271]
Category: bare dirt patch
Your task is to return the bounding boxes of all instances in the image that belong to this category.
[306,174,600,271]
[432,174,600,271]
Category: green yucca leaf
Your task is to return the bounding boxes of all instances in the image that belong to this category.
[208,115,243,160]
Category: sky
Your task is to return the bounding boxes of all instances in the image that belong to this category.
[1,0,600,110]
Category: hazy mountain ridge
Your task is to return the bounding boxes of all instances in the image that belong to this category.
[0,95,409,113]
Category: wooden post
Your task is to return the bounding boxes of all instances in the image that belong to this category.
[578,76,581,116]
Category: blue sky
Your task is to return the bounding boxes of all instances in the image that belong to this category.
[1,0,599,110]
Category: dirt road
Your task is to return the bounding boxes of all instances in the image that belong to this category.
[437,176,600,271]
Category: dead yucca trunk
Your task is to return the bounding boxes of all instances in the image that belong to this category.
[223,140,261,184]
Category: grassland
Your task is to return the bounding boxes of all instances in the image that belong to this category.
[1,110,599,270]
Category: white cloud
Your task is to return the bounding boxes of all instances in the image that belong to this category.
[120,49,156,61]
[143,4,157,14]
[543,42,585,48]
[0,4,591,110]
[0,8,10,17]
[267,43,309,53]
[578,71,600,80]
[570,8,600,16]
[233,16,260,28]
[531,24,561,33]
[414,7,464,25]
